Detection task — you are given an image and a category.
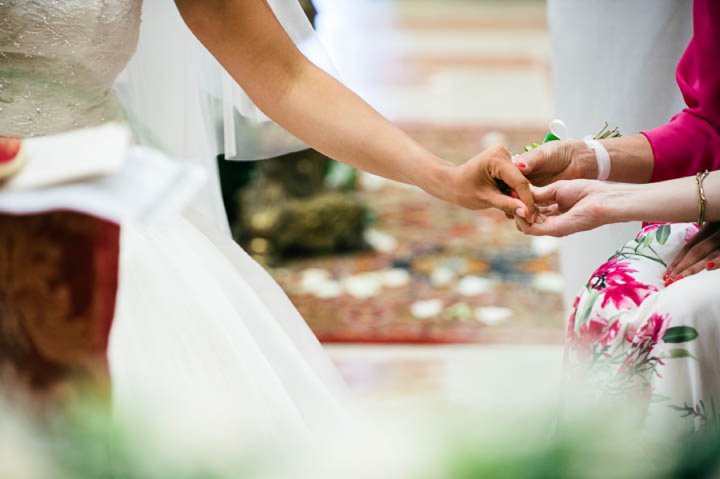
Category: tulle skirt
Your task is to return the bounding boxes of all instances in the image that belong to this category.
[108,212,348,447]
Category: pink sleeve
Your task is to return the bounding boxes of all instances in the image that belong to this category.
[642,0,720,182]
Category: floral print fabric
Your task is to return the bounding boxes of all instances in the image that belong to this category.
[566,223,720,433]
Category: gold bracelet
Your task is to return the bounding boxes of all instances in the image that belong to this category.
[696,169,710,227]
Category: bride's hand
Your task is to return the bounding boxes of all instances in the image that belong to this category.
[513,180,614,236]
[442,145,537,219]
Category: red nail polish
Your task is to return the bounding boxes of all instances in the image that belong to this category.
[0,138,22,164]
[708,261,716,269]
[516,162,527,169]
[675,275,685,281]
[665,279,674,287]
[662,273,670,281]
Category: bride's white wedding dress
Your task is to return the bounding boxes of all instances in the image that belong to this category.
[0,1,347,442]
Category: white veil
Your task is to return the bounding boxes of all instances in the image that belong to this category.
[115,0,337,234]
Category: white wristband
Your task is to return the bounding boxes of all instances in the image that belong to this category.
[583,137,611,181]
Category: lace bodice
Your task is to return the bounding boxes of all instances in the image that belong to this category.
[0,0,142,137]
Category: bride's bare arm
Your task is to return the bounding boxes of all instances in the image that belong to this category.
[174,0,535,217]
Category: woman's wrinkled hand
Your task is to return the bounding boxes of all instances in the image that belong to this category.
[513,179,614,237]
[447,144,537,220]
[513,139,597,187]
[664,222,720,285]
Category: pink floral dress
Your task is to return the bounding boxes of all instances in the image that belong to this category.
[566,222,720,434]
[566,1,720,435]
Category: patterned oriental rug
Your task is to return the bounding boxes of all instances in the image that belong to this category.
[270,126,566,344]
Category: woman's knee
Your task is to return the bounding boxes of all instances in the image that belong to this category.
[652,269,720,322]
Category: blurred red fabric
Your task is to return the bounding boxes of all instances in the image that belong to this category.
[0,211,119,404]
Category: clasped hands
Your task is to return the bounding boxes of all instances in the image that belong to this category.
[470,137,719,284]
[449,139,596,229]
[462,138,623,237]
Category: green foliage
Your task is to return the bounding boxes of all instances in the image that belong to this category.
[3,394,720,478]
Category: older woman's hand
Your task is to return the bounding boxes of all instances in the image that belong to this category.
[513,139,597,186]
[513,180,618,237]
[515,134,655,186]
[664,222,720,284]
